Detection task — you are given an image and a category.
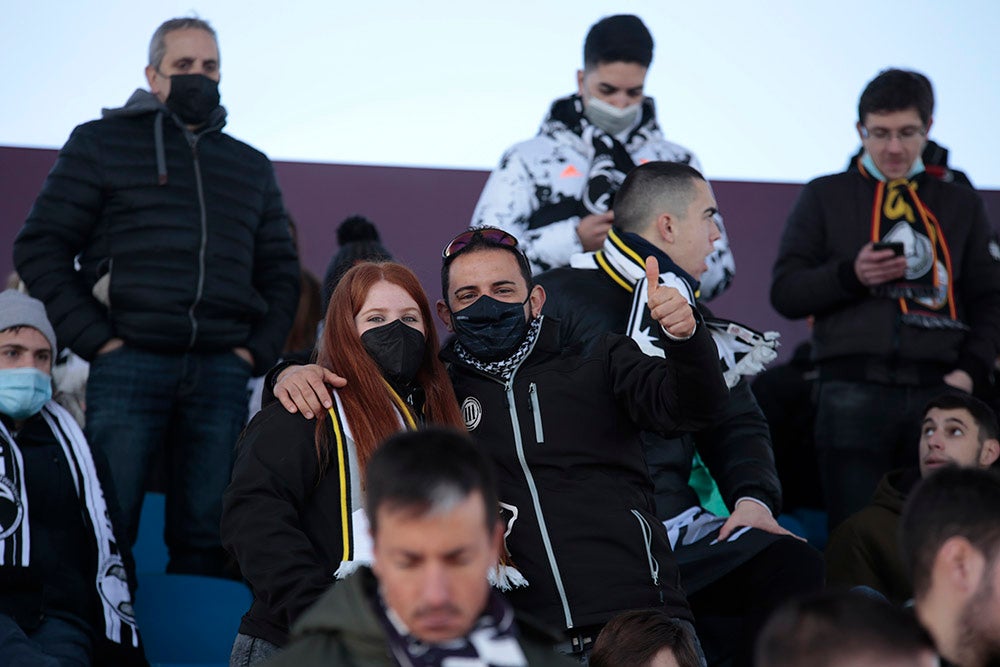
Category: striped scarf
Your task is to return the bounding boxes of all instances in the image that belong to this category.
[859,159,967,331]
[0,401,139,647]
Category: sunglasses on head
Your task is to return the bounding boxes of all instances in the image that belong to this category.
[441,227,520,258]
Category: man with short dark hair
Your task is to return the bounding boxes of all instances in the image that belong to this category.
[471,14,734,300]
[771,68,1000,529]
[826,392,1000,603]
[272,228,729,662]
[539,161,822,667]
[901,466,1000,667]
[590,609,701,667]
[0,290,144,667]
[264,428,574,666]
[754,590,936,667]
[13,16,300,576]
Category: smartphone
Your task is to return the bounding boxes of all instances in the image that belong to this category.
[873,241,904,256]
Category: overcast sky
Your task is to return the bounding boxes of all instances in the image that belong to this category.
[3,0,998,187]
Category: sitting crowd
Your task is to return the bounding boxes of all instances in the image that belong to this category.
[3,11,1000,667]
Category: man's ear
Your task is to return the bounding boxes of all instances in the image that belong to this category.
[937,536,986,597]
[856,120,865,142]
[576,69,586,97]
[145,65,158,92]
[529,284,546,318]
[980,438,1000,468]
[658,212,676,245]
[436,299,454,332]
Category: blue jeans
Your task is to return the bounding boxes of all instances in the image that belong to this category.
[0,614,92,667]
[86,346,251,576]
[814,380,949,529]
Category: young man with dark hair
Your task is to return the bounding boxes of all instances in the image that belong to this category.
[538,161,823,667]
[272,227,729,662]
[265,427,574,666]
[771,67,1000,530]
[470,14,734,301]
[0,290,144,667]
[826,392,1000,604]
[901,466,1000,667]
[754,590,936,667]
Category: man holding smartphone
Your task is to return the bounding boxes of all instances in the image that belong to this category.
[770,68,1000,530]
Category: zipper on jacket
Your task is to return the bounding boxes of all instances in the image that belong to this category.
[631,509,661,587]
[528,382,544,444]
[502,330,574,629]
[186,137,208,349]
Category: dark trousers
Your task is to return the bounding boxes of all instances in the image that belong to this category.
[86,346,251,576]
[814,380,949,529]
[690,537,824,667]
[0,614,92,667]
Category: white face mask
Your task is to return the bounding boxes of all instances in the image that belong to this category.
[583,97,641,135]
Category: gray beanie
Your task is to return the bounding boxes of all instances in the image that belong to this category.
[0,290,58,353]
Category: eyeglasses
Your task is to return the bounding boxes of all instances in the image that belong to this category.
[442,227,520,258]
[861,125,927,143]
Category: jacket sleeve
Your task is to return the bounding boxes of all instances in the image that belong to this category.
[770,182,868,320]
[470,147,582,274]
[13,124,116,359]
[604,320,729,434]
[955,198,1000,388]
[244,165,300,374]
[693,379,782,514]
[221,404,335,629]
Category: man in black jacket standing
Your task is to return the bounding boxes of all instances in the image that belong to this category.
[12,17,300,577]
[770,69,1000,530]
[538,162,822,667]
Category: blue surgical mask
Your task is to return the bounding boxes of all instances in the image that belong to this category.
[0,367,52,420]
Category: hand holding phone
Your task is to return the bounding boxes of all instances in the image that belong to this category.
[872,241,904,256]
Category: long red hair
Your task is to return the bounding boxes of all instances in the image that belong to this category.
[314,261,464,475]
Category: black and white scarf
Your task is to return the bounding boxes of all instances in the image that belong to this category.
[375,583,528,667]
[0,401,139,647]
[453,316,543,382]
[572,228,779,386]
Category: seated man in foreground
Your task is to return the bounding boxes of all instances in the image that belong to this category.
[264,427,573,666]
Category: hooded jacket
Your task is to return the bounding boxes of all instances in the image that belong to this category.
[263,568,575,667]
[470,94,734,300]
[824,467,919,604]
[441,316,728,630]
[13,90,299,374]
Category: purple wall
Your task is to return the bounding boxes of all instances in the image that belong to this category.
[3,145,997,361]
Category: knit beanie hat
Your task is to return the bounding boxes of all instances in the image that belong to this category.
[0,290,58,353]
[321,216,393,311]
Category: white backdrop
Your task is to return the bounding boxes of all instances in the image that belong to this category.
[2,0,998,186]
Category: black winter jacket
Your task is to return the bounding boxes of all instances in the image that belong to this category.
[538,263,782,519]
[441,317,728,630]
[13,90,299,374]
[771,170,1000,390]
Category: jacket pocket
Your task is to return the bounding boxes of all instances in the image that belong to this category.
[631,509,660,587]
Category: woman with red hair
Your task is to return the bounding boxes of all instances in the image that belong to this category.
[221,261,465,666]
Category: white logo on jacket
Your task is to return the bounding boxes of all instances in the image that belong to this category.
[462,397,482,431]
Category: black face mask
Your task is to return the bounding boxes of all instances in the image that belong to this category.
[360,320,426,388]
[451,295,530,362]
[165,74,220,125]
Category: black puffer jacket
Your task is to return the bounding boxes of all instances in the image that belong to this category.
[441,317,728,630]
[13,90,299,374]
[538,262,782,519]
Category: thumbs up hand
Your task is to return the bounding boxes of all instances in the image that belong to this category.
[646,256,696,340]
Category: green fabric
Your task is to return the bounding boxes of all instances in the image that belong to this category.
[688,450,729,517]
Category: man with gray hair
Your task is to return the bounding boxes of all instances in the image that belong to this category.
[265,428,574,666]
[13,16,300,577]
